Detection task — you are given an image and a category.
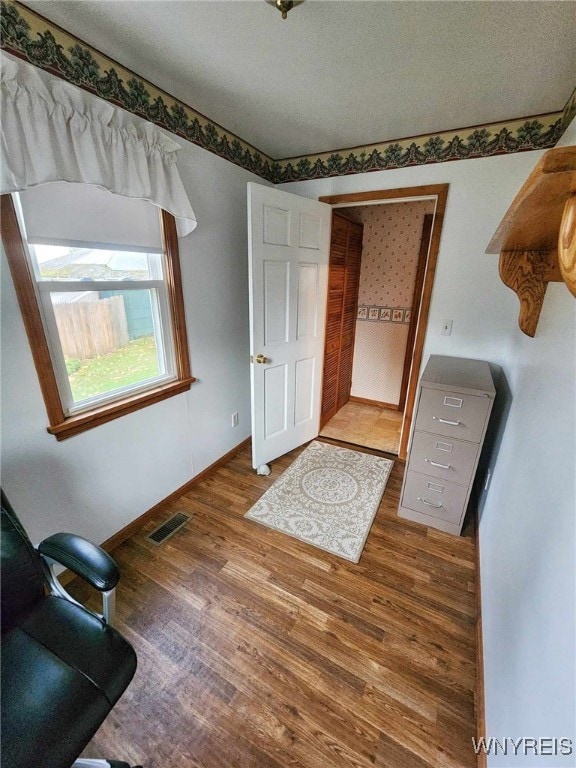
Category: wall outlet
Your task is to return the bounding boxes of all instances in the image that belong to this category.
[441,319,453,336]
[231,411,239,428]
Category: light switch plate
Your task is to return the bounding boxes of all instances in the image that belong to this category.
[441,319,453,336]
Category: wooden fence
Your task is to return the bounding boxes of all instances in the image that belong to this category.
[54,295,129,361]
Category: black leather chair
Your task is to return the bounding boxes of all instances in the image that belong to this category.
[1,490,139,768]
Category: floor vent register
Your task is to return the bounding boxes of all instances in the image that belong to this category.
[145,511,190,545]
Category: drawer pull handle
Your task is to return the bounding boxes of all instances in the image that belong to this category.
[418,497,443,509]
[433,416,461,427]
[425,458,452,470]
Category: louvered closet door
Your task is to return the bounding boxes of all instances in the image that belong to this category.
[320,213,363,426]
[337,220,362,408]
[321,214,347,424]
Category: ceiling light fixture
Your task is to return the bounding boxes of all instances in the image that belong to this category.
[265,0,304,20]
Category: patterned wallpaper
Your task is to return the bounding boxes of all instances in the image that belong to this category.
[352,323,410,406]
[348,200,436,306]
[347,200,435,405]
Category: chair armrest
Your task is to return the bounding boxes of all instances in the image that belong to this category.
[38,533,119,591]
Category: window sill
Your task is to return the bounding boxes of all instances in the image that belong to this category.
[47,377,196,441]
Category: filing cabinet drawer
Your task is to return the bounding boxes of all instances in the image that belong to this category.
[414,388,491,443]
[408,431,479,485]
[401,471,468,524]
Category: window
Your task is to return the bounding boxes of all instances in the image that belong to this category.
[1,185,194,440]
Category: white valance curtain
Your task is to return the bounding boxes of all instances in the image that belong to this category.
[0,51,197,237]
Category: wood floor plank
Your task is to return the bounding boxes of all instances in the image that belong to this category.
[74,445,477,768]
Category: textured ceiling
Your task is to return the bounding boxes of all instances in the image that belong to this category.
[23,0,576,159]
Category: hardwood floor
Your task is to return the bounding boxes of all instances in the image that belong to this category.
[320,402,403,454]
[72,444,477,768]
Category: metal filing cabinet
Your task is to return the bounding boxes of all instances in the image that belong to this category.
[398,355,495,535]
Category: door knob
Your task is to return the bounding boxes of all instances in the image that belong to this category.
[255,353,269,364]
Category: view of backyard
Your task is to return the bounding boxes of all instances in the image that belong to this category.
[31,244,164,404]
[66,335,160,401]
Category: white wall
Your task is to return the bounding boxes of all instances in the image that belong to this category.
[480,280,575,767]
[282,134,576,765]
[478,124,575,768]
[1,138,265,546]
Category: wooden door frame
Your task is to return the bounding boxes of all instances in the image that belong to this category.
[398,212,433,413]
[319,184,449,460]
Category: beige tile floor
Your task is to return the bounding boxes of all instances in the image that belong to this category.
[319,401,404,454]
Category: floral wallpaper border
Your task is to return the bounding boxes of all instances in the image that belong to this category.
[274,112,565,183]
[358,306,411,325]
[1,1,573,185]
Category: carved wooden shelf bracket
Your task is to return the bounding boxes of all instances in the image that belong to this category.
[499,249,562,337]
[487,146,576,337]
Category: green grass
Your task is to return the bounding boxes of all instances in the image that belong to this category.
[67,336,160,402]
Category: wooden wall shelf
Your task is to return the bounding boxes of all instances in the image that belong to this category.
[486,146,576,337]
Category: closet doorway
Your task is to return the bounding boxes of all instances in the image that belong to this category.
[318,184,448,460]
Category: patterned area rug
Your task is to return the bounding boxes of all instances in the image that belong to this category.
[245,441,393,563]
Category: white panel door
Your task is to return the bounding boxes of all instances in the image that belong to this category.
[248,182,331,469]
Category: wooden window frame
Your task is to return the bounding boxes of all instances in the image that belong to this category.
[1,194,195,440]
